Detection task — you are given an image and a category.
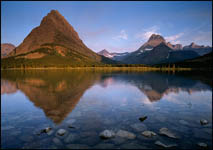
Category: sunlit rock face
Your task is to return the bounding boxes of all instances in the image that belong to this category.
[1,43,15,58]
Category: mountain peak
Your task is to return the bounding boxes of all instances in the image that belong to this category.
[148,34,165,42]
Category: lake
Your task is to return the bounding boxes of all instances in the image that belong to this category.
[1,70,212,149]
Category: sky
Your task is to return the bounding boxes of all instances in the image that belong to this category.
[1,1,212,53]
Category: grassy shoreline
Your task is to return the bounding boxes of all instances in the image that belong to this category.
[1,66,192,71]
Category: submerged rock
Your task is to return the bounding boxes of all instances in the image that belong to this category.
[200,119,208,125]
[159,128,178,139]
[155,141,177,148]
[99,130,115,139]
[197,142,208,148]
[57,129,66,136]
[44,127,52,133]
[116,130,136,139]
[142,131,157,137]
[139,116,147,122]
[130,123,147,132]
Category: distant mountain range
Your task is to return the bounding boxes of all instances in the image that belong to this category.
[98,34,212,65]
[98,49,130,61]
[1,10,212,68]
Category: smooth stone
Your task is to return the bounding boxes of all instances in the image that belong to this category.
[179,120,189,126]
[93,143,115,149]
[57,129,66,136]
[142,131,157,137]
[155,141,177,148]
[116,130,136,139]
[99,130,115,139]
[197,142,208,148]
[66,144,90,149]
[64,133,79,143]
[20,135,34,142]
[139,116,147,122]
[44,127,52,133]
[53,138,63,146]
[200,119,208,125]
[159,128,178,139]
[130,123,147,132]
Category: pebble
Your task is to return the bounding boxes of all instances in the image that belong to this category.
[139,116,147,122]
[141,131,157,137]
[155,141,177,148]
[200,119,208,125]
[159,128,178,139]
[197,142,208,148]
[57,129,66,136]
[116,130,136,139]
[99,130,115,139]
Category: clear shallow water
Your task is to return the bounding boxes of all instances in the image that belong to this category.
[1,70,212,149]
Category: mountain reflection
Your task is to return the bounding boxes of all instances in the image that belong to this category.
[1,70,101,124]
[1,70,211,124]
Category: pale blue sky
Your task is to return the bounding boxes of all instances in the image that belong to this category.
[1,1,212,53]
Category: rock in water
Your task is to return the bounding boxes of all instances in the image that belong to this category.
[159,128,178,139]
[200,119,208,125]
[116,130,136,139]
[57,129,66,136]
[99,130,115,139]
[141,131,157,137]
[197,142,208,148]
[155,141,177,148]
[44,127,52,133]
[139,116,147,122]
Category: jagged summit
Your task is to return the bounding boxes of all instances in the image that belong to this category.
[148,34,165,43]
[8,9,100,60]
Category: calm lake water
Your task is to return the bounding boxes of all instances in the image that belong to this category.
[1,70,212,149]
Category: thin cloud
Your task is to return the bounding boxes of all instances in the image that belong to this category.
[165,32,184,44]
[113,30,128,40]
[135,26,161,41]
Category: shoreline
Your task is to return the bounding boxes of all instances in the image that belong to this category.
[1,66,193,71]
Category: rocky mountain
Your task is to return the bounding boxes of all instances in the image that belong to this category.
[121,34,211,65]
[98,49,130,61]
[2,10,116,68]
[138,34,166,53]
[182,42,212,55]
[1,43,15,58]
[167,42,183,50]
